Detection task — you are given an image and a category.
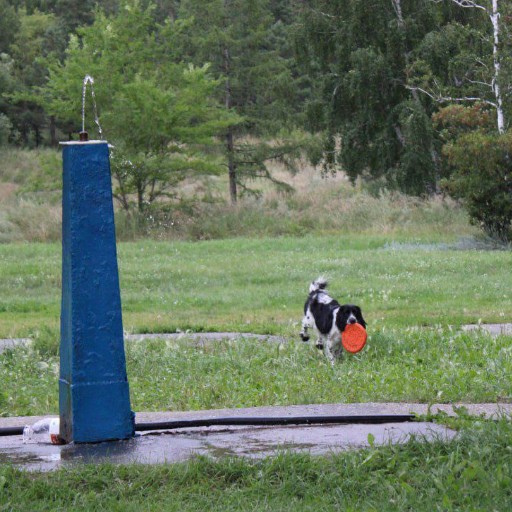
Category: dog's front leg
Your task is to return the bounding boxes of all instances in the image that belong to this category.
[325,335,341,365]
[324,343,336,365]
[315,335,325,350]
[300,315,312,342]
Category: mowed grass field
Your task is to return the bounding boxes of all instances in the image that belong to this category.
[1,235,511,338]
[0,235,511,417]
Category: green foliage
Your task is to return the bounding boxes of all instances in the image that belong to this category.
[409,1,512,133]
[2,7,66,147]
[443,131,512,242]
[0,114,13,146]
[0,1,20,54]
[297,0,441,195]
[433,103,494,142]
[43,1,238,212]
[395,100,437,195]
[48,0,96,32]
[432,102,494,181]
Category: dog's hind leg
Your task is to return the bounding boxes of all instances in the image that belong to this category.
[315,334,325,351]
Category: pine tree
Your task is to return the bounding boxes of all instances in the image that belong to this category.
[177,0,308,202]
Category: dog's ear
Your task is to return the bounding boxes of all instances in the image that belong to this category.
[354,306,366,329]
[335,306,348,332]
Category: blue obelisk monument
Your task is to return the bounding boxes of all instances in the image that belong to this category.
[59,137,134,443]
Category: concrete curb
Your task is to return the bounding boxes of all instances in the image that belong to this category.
[125,332,287,344]
[461,324,512,336]
[0,332,287,354]
[1,402,510,429]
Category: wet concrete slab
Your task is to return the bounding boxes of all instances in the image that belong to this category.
[2,401,508,471]
[0,421,455,472]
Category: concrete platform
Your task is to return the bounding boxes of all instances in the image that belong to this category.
[1,402,510,472]
[0,422,455,472]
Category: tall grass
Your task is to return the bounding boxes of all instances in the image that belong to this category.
[0,148,477,242]
[156,188,471,241]
[0,199,61,243]
[114,166,476,240]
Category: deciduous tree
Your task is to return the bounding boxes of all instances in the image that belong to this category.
[43,1,238,212]
[409,0,511,133]
[296,0,441,195]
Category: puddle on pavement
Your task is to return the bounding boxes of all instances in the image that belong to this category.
[0,422,457,472]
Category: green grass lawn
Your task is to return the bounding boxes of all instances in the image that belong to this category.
[2,329,510,417]
[1,234,511,510]
[0,235,511,416]
[1,235,511,338]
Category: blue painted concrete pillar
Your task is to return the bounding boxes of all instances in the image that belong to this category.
[59,140,134,443]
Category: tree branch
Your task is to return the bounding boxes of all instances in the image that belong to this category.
[465,78,493,88]
[406,85,497,107]
[432,0,488,12]
[310,9,340,19]
[391,0,404,26]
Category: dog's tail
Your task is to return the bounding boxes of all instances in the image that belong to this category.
[309,277,328,293]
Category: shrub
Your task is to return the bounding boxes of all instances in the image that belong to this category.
[442,131,512,243]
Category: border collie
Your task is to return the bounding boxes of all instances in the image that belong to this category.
[300,277,366,363]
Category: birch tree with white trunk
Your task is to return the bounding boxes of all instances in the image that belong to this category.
[422,0,507,133]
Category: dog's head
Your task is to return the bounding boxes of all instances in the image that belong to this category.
[336,304,366,332]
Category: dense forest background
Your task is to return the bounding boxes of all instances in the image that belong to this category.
[0,0,511,241]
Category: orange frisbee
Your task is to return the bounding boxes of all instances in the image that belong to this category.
[341,323,367,353]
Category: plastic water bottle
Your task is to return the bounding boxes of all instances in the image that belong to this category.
[22,417,63,444]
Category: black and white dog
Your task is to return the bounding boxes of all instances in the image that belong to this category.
[300,278,366,363]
